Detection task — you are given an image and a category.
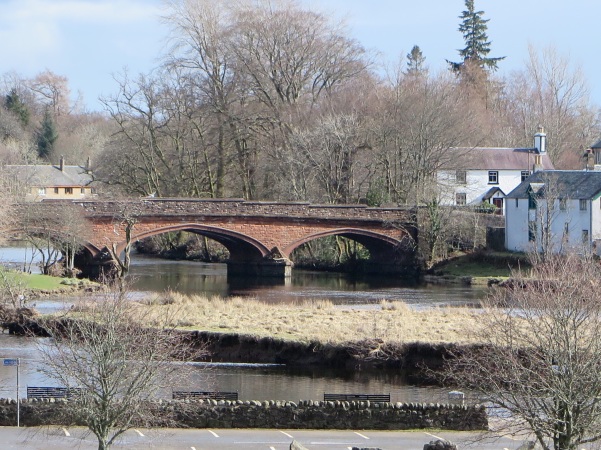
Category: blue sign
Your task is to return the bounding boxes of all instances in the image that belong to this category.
[3,359,19,366]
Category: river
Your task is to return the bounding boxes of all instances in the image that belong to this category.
[0,247,486,403]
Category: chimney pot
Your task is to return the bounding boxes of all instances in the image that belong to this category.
[59,155,64,171]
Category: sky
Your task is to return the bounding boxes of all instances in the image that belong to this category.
[0,0,599,112]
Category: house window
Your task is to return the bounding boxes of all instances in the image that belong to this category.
[528,193,537,210]
[455,170,467,184]
[54,187,59,194]
[65,187,73,195]
[38,187,46,195]
[564,222,569,236]
[488,171,499,184]
[456,193,467,206]
[583,230,590,243]
[515,198,519,207]
[559,198,567,211]
[580,199,588,211]
[80,188,85,194]
[528,221,537,242]
[521,170,530,182]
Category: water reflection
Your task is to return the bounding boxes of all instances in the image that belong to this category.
[127,255,487,307]
[0,246,487,307]
[0,334,448,403]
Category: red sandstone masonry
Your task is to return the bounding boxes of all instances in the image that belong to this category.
[40,199,417,258]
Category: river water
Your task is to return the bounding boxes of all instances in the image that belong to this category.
[0,247,486,403]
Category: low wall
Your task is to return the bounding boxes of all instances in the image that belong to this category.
[0,398,487,431]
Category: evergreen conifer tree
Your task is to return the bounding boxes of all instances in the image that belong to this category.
[447,0,504,73]
[405,45,427,76]
[5,89,30,127]
[37,109,58,159]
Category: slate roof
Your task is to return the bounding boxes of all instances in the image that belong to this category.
[591,139,601,149]
[443,147,554,171]
[4,164,93,187]
[482,186,506,200]
[506,170,601,199]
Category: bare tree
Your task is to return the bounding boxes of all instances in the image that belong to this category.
[26,70,72,117]
[0,166,17,244]
[503,46,600,168]
[374,71,481,206]
[16,202,91,276]
[105,201,141,279]
[38,285,208,450]
[289,114,370,203]
[446,253,601,450]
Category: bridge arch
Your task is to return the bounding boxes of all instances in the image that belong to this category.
[283,228,416,276]
[283,228,408,257]
[121,223,271,263]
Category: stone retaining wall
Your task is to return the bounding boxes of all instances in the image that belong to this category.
[0,398,487,431]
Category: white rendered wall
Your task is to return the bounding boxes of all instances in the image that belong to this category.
[438,169,526,206]
[505,198,530,251]
[505,197,594,253]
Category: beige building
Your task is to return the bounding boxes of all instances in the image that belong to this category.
[4,157,95,201]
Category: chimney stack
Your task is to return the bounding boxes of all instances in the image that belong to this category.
[584,149,595,171]
[532,126,546,172]
[534,126,546,154]
[59,155,64,172]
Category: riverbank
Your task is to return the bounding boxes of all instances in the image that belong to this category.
[426,251,530,285]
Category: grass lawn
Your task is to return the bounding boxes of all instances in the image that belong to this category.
[22,273,69,290]
[2,271,97,291]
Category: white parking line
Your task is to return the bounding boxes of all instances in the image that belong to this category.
[279,431,294,438]
[61,427,70,437]
[134,429,144,437]
[425,431,445,440]
[208,430,219,438]
[354,432,370,440]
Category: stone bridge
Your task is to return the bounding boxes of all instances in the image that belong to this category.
[46,199,419,278]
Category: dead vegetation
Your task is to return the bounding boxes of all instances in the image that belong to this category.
[128,291,484,345]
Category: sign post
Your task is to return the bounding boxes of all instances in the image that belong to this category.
[3,358,20,427]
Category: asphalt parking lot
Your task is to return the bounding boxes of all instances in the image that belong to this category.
[0,426,532,449]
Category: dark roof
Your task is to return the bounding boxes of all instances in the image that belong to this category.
[443,147,554,171]
[592,139,601,149]
[482,186,506,200]
[4,164,93,187]
[506,170,601,199]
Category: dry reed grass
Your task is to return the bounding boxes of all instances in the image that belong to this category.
[134,291,483,345]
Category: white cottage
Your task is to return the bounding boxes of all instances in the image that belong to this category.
[505,170,601,254]
[437,129,554,215]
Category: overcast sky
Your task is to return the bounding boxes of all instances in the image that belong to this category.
[0,0,598,111]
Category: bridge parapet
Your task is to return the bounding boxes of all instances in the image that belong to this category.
[71,199,416,223]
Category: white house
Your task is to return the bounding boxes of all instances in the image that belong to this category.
[437,129,554,215]
[505,170,601,254]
